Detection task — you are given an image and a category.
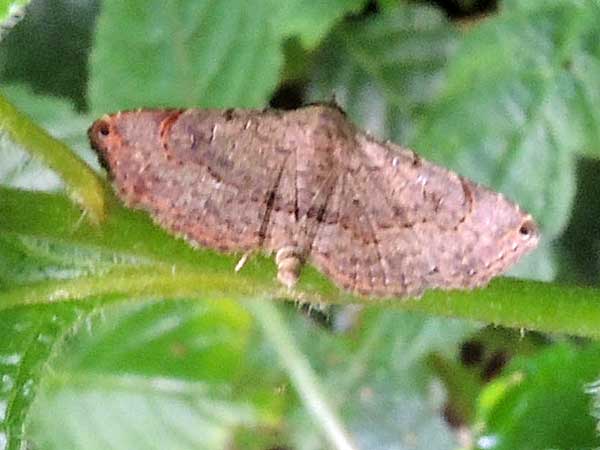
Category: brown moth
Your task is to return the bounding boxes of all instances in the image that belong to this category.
[89,104,539,298]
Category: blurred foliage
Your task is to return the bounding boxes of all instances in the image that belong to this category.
[1,0,600,450]
[475,343,600,449]
[0,0,99,109]
[0,1,29,40]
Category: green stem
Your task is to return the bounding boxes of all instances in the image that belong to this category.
[0,91,106,222]
[247,299,358,450]
[398,278,600,339]
[0,266,263,311]
[2,186,600,340]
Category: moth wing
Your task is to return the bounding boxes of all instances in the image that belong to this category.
[310,133,536,298]
[92,109,297,252]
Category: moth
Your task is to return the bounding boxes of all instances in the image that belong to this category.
[89,104,539,298]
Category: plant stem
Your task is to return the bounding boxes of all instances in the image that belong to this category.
[2,186,600,340]
[0,91,106,222]
[247,299,359,450]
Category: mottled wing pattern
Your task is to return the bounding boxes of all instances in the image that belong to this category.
[311,130,537,297]
[90,104,539,299]
[90,109,297,252]
[160,109,296,251]
[310,171,393,295]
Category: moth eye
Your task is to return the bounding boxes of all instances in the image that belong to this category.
[97,121,111,138]
[518,219,537,240]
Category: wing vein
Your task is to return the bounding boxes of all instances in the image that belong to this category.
[348,174,389,291]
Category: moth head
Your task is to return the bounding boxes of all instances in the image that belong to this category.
[88,115,115,172]
[88,109,179,175]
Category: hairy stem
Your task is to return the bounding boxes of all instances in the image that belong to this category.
[2,186,600,339]
[247,299,358,450]
[0,91,106,222]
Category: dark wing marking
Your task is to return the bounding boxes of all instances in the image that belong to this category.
[310,171,406,296]
[312,130,534,297]
[310,131,496,298]
[104,109,296,252]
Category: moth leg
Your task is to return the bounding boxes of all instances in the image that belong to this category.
[234,251,252,272]
[275,245,304,289]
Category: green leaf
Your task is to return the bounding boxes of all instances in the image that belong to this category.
[30,384,258,450]
[0,84,98,191]
[271,0,365,48]
[9,297,472,450]
[0,234,142,290]
[0,0,98,109]
[475,343,600,450]
[567,13,600,159]
[0,0,28,40]
[0,304,95,450]
[308,4,457,144]
[88,0,283,112]
[64,299,252,380]
[411,1,600,241]
[331,311,472,450]
[25,300,276,450]
[21,296,472,450]
[88,0,368,114]
[269,306,474,450]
